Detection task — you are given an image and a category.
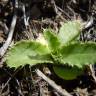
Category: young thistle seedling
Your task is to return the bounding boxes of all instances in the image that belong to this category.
[6,20,96,80]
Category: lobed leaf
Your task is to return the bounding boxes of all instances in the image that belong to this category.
[59,42,96,67]
[58,21,82,45]
[6,40,52,68]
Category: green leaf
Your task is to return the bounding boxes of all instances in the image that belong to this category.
[53,66,83,80]
[43,29,60,51]
[58,21,82,45]
[6,40,52,68]
[59,42,96,67]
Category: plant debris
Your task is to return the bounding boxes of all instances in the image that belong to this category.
[0,0,96,96]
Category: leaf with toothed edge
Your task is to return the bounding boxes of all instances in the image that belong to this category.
[53,42,96,80]
[6,20,96,80]
[6,40,52,68]
[58,20,82,45]
[57,42,96,68]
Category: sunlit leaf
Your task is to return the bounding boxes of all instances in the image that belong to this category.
[6,40,52,68]
[58,21,82,45]
[44,29,60,51]
[59,42,96,67]
[6,21,96,80]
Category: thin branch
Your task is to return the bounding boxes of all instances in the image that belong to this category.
[0,21,9,34]
[51,0,68,21]
[0,67,22,95]
[84,17,93,29]
[0,14,17,57]
[22,4,29,28]
[0,0,18,57]
[36,69,72,96]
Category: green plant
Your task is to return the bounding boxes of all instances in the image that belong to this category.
[6,20,96,80]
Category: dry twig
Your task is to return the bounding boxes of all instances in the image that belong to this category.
[0,0,18,57]
[36,69,72,96]
[0,15,17,57]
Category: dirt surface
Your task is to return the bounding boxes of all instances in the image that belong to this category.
[0,0,96,96]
